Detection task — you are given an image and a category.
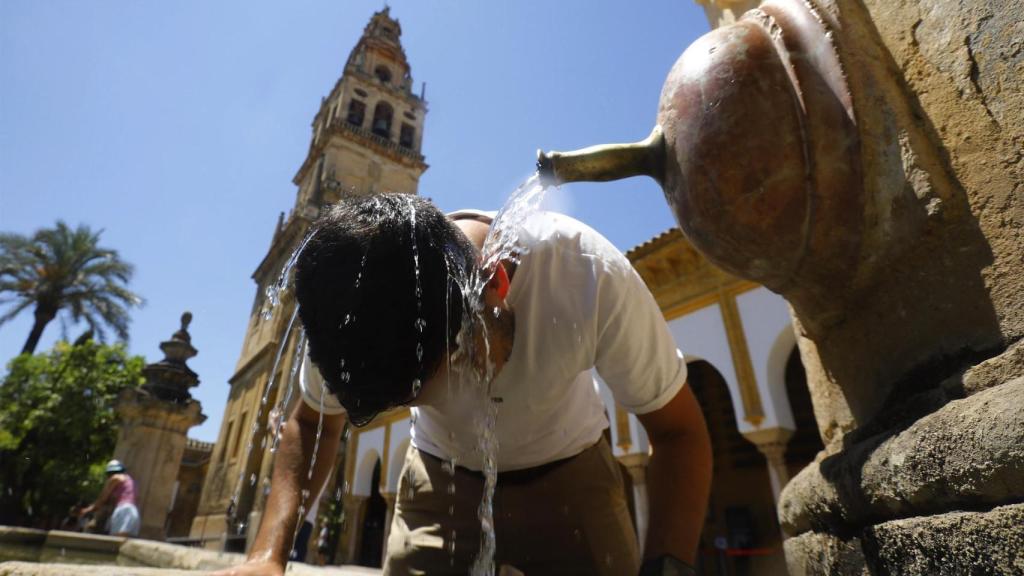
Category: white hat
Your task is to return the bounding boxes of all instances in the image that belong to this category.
[105,459,126,474]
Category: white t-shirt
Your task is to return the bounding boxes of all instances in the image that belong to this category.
[301,210,687,472]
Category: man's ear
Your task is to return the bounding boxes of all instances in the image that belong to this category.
[488,262,511,301]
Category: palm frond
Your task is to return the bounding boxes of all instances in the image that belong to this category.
[0,300,33,327]
[0,222,142,347]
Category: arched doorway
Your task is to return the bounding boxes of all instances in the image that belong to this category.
[687,360,777,576]
[357,459,386,567]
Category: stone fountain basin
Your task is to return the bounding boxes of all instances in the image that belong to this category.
[0,527,378,575]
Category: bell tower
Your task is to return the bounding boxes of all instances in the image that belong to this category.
[294,6,428,216]
[190,7,427,550]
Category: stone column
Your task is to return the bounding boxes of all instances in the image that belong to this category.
[742,427,794,505]
[381,491,397,565]
[114,312,206,540]
[340,494,368,563]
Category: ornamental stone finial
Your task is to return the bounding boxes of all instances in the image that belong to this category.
[141,311,200,402]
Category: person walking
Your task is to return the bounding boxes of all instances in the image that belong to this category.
[80,459,140,537]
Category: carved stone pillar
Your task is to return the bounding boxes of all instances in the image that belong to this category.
[381,491,397,565]
[114,312,205,540]
[742,427,794,505]
[340,494,368,564]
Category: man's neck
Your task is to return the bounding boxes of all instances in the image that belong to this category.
[486,305,516,373]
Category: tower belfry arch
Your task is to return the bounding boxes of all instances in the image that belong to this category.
[189,7,427,549]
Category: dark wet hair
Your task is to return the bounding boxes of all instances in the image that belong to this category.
[295,194,476,426]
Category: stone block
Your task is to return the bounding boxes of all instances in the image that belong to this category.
[780,377,1024,533]
[118,538,243,570]
[0,563,197,576]
[42,530,124,554]
[862,503,1024,575]
[783,531,867,576]
[0,527,46,546]
[960,339,1024,396]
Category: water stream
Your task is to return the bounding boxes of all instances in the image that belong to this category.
[465,173,550,575]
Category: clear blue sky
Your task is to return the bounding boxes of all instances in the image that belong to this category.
[0,1,709,441]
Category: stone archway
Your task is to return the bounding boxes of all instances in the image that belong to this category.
[356,458,386,568]
[687,360,781,576]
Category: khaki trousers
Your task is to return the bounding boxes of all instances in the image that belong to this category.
[384,436,640,575]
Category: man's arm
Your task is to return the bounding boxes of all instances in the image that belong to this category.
[636,383,712,566]
[213,402,345,576]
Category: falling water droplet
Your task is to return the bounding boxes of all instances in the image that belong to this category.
[340,371,351,383]
[448,483,456,495]
[416,343,424,362]
[449,504,455,516]
[414,317,427,332]
[412,379,422,395]
[249,473,256,486]
[492,306,500,318]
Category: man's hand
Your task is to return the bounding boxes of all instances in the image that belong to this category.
[212,402,345,575]
[637,383,712,565]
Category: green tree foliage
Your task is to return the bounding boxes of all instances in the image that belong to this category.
[0,221,143,355]
[0,340,145,527]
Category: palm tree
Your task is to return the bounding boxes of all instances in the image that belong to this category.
[0,222,143,355]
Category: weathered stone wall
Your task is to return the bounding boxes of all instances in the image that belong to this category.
[786,0,1024,446]
[780,343,1024,572]
[773,4,1024,570]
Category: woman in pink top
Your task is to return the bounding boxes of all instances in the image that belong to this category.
[80,459,140,536]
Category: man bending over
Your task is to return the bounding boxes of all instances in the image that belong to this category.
[216,193,712,575]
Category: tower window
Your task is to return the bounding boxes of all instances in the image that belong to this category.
[399,123,415,149]
[374,65,392,85]
[347,99,366,128]
[372,101,393,139]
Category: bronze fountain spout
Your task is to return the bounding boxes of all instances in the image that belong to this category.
[537,0,865,326]
[537,126,666,187]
